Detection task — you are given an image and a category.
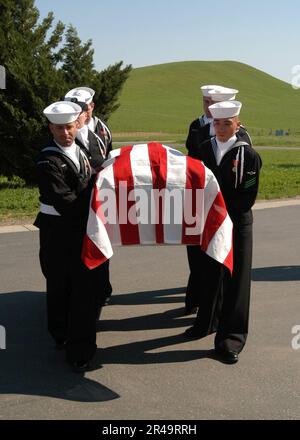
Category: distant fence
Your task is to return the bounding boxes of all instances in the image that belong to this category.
[248,128,298,137]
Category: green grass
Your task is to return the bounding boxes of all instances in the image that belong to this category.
[258,150,300,199]
[251,135,300,147]
[0,176,39,223]
[108,61,300,143]
[1,149,300,222]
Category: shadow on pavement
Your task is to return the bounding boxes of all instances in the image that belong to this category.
[108,287,186,306]
[99,334,215,365]
[252,265,300,282]
[0,289,214,401]
[98,288,215,365]
[98,306,194,332]
[0,291,119,402]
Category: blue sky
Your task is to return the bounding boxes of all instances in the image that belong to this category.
[35,0,300,84]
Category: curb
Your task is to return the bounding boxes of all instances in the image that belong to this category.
[1,199,300,234]
[0,224,38,234]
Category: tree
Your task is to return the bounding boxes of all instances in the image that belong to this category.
[0,0,131,183]
[92,62,132,121]
[60,25,95,87]
[0,0,66,182]
[60,26,131,121]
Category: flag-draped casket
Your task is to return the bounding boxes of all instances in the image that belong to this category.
[82,142,233,272]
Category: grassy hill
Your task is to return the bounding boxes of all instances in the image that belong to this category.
[108,61,300,140]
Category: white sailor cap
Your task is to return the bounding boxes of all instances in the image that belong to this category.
[208,86,238,102]
[43,101,82,124]
[209,100,242,119]
[64,87,95,104]
[201,84,222,97]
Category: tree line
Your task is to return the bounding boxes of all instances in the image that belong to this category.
[0,0,131,183]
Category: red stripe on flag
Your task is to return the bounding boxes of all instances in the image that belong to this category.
[81,234,107,269]
[113,148,140,245]
[91,178,111,231]
[223,238,233,274]
[201,192,227,252]
[147,142,167,244]
[91,184,101,214]
[119,145,134,155]
[182,157,206,244]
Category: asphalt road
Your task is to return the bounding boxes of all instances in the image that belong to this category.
[0,203,299,420]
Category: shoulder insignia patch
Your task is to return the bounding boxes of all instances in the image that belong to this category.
[244,177,257,189]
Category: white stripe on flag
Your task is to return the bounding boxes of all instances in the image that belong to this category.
[130,144,156,244]
[98,164,122,245]
[86,188,114,259]
[164,148,187,243]
[107,148,121,160]
[205,213,232,264]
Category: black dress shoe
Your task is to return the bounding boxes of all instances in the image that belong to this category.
[184,306,198,315]
[102,296,110,306]
[215,347,239,364]
[184,326,206,339]
[71,359,94,373]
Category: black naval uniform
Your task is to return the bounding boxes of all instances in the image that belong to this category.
[189,137,262,353]
[91,116,112,159]
[185,116,252,313]
[75,129,113,307]
[186,115,252,154]
[34,141,108,364]
[75,128,106,172]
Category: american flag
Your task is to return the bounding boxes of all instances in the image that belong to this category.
[82,142,233,272]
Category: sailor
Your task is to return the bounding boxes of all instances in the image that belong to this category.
[34,101,108,372]
[185,100,262,364]
[65,86,112,158]
[186,85,252,155]
[185,85,252,314]
[64,89,106,171]
[64,89,113,308]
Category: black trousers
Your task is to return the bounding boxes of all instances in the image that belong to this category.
[39,223,109,362]
[186,246,207,309]
[215,222,253,353]
[186,246,224,334]
[188,223,253,353]
[98,260,112,306]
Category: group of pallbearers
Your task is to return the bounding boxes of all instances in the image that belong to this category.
[34,83,261,372]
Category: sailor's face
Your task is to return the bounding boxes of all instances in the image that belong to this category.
[77,111,88,128]
[49,121,78,147]
[86,102,94,122]
[203,97,213,117]
[213,117,240,142]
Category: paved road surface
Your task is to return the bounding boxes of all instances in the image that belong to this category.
[0,203,299,420]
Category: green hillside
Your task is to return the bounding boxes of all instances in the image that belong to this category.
[108,61,300,138]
